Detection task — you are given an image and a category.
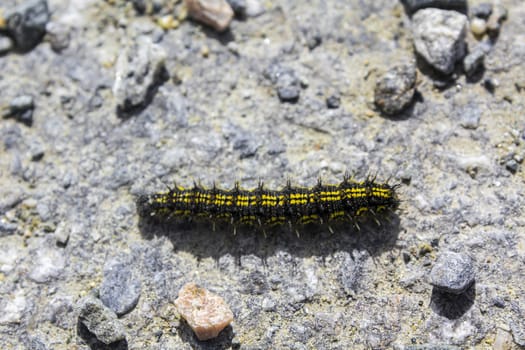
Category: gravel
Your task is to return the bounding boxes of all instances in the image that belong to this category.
[5,0,50,52]
[99,257,142,316]
[0,34,14,55]
[401,0,467,14]
[412,8,468,74]
[113,36,168,117]
[429,251,475,294]
[77,295,127,345]
[374,62,417,115]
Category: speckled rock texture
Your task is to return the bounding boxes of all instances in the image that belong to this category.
[1,0,525,349]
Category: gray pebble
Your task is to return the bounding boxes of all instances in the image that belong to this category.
[265,64,301,103]
[45,22,70,52]
[113,36,167,116]
[505,159,519,174]
[374,62,417,115]
[6,0,50,52]
[99,258,141,316]
[401,0,467,14]
[10,95,34,112]
[339,250,368,295]
[412,9,467,75]
[0,219,17,237]
[77,295,126,345]
[326,94,340,109]
[463,44,488,78]
[54,222,70,246]
[0,34,14,55]
[245,0,265,17]
[470,3,492,19]
[429,251,475,294]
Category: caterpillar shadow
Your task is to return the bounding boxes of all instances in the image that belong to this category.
[138,213,401,260]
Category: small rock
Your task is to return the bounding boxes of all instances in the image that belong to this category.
[463,43,490,77]
[244,0,265,17]
[265,64,301,103]
[429,251,475,294]
[45,22,70,52]
[326,94,340,109]
[374,62,417,115]
[470,3,492,19]
[54,222,70,246]
[28,248,66,283]
[7,95,34,126]
[6,0,50,52]
[401,0,467,14]
[113,36,167,116]
[0,34,14,54]
[470,17,487,37]
[77,295,126,345]
[505,159,519,174]
[412,8,468,74]
[174,282,234,341]
[99,258,141,316]
[184,0,234,32]
[493,328,513,350]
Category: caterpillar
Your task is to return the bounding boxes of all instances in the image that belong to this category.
[136,173,400,233]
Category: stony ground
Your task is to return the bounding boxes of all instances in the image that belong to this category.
[1,0,524,349]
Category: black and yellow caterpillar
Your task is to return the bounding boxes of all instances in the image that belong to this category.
[137,174,399,232]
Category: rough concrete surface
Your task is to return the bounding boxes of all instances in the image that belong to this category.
[1,0,524,349]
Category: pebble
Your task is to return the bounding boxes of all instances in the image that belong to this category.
[493,328,513,350]
[463,43,489,77]
[510,319,525,346]
[45,22,70,52]
[8,95,34,126]
[54,222,70,246]
[6,0,50,52]
[113,36,167,116]
[456,103,481,129]
[0,34,13,54]
[429,251,475,294]
[374,62,417,115]
[28,248,66,283]
[326,94,340,109]
[470,17,487,37]
[401,0,467,14]
[77,295,127,345]
[0,219,17,237]
[244,0,265,17]
[505,159,519,174]
[184,0,234,32]
[174,282,234,341]
[265,64,301,103]
[99,258,142,316]
[226,0,247,17]
[412,9,467,74]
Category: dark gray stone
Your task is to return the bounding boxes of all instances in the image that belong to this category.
[326,95,340,109]
[77,295,126,345]
[113,36,167,116]
[265,64,301,103]
[7,95,34,125]
[412,9,467,74]
[374,62,417,115]
[470,3,492,19]
[429,251,475,294]
[0,34,14,55]
[505,159,519,174]
[401,0,467,14]
[6,0,50,52]
[99,258,141,316]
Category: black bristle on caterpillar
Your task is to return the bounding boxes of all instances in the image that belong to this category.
[136,173,400,233]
